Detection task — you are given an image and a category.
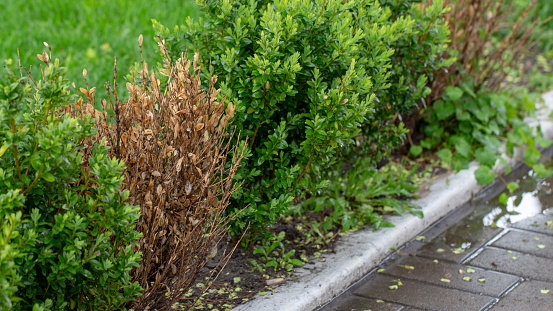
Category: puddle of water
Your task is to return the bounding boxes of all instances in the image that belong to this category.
[482,166,553,228]
[400,156,553,263]
[318,155,553,311]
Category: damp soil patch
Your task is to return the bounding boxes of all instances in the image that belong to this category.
[178,212,343,310]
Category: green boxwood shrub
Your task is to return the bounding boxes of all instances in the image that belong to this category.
[154,0,451,235]
[0,53,142,309]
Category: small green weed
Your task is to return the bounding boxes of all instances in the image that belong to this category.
[251,232,304,272]
[302,160,425,232]
[414,84,553,185]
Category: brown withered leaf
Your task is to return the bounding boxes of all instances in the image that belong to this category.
[176,157,184,173]
[152,171,161,177]
[195,123,204,131]
[185,181,192,195]
[80,88,89,98]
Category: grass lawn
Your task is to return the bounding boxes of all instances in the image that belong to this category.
[0,0,201,99]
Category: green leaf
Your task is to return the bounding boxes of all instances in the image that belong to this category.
[507,182,519,193]
[536,136,552,148]
[444,86,463,101]
[437,148,452,163]
[0,144,8,158]
[533,163,552,178]
[410,145,423,157]
[474,148,496,167]
[474,165,495,185]
[524,148,540,166]
[433,100,455,120]
[30,155,42,171]
[499,193,509,205]
[42,172,55,182]
[450,136,471,158]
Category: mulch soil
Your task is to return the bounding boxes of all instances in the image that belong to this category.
[179,212,341,310]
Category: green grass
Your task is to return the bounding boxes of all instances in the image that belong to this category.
[0,0,201,99]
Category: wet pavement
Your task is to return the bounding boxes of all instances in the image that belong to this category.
[319,169,553,310]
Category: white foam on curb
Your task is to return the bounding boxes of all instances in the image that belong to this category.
[233,91,553,311]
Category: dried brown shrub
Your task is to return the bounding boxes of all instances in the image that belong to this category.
[399,0,540,137]
[73,37,246,309]
[428,0,539,100]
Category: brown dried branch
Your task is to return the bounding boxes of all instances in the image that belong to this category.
[429,0,539,101]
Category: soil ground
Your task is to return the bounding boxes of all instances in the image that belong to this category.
[180,212,342,310]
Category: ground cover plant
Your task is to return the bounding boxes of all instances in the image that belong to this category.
[0,48,141,309]
[0,0,201,100]
[154,0,452,238]
[73,38,246,309]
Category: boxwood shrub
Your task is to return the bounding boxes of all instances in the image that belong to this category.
[0,52,142,309]
[154,0,451,235]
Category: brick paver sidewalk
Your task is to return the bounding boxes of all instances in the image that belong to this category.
[320,212,553,310]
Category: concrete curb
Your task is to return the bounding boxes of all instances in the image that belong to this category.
[233,91,553,311]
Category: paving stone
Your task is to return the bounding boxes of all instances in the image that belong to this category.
[403,225,500,263]
[490,280,553,310]
[492,230,553,259]
[353,273,495,311]
[510,214,553,236]
[469,248,553,282]
[319,294,405,311]
[380,256,519,297]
